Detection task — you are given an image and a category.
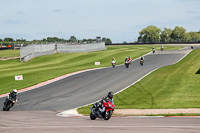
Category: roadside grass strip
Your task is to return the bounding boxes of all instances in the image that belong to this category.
[0,49,20,59]
[77,49,200,115]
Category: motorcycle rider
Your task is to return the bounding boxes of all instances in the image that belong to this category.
[161,44,164,51]
[4,89,18,108]
[152,47,155,53]
[106,91,114,104]
[128,56,132,63]
[111,57,116,63]
[140,56,144,65]
[140,56,144,60]
[98,91,114,113]
[111,57,116,67]
[125,57,128,62]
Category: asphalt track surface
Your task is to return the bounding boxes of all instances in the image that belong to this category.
[1,111,200,133]
[1,46,200,133]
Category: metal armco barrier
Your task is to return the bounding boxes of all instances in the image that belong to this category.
[20,42,106,62]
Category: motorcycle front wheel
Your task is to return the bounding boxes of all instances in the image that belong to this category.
[104,110,112,120]
[125,64,129,68]
[6,102,12,111]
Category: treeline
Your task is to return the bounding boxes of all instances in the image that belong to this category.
[0,36,112,46]
[138,26,200,43]
[1,26,200,46]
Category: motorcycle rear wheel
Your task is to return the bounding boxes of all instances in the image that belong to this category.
[90,112,96,120]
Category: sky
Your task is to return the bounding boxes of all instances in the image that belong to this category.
[0,0,200,43]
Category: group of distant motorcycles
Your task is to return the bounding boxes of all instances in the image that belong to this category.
[111,56,145,68]
[111,46,184,68]
[111,57,142,68]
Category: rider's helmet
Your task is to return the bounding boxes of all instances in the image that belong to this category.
[12,89,17,94]
[128,56,131,59]
[112,57,115,60]
[107,91,114,99]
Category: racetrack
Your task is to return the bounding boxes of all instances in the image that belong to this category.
[0,49,191,111]
[1,46,200,133]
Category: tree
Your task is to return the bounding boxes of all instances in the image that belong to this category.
[184,33,191,42]
[102,38,112,44]
[138,25,161,43]
[186,32,200,42]
[160,28,172,43]
[69,36,77,43]
[171,26,186,42]
[47,37,60,42]
[42,38,47,42]
[16,38,26,42]
[82,39,95,43]
[4,37,14,42]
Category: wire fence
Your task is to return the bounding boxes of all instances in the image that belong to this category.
[20,42,106,62]
[57,42,106,53]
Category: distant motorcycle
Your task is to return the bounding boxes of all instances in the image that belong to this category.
[3,97,17,111]
[125,60,131,68]
[111,61,116,67]
[153,49,155,53]
[90,97,115,120]
[140,59,144,66]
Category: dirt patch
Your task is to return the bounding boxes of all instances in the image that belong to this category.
[0,56,19,60]
[113,109,200,115]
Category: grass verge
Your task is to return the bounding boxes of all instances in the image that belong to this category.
[0,49,20,58]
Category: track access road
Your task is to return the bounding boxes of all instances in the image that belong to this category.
[0,49,191,111]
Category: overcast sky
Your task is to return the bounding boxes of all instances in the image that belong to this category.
[0,0,199,42]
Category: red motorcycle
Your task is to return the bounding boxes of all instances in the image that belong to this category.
[90,97,115,120]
